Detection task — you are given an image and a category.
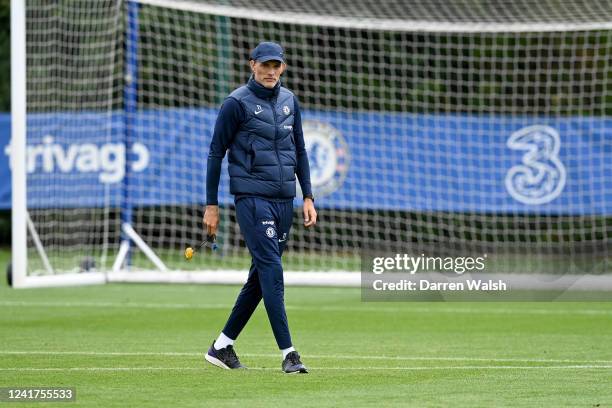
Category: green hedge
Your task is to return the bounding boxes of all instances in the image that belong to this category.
[0,211,9,245]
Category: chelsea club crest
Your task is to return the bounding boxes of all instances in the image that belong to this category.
[299,120,350,198]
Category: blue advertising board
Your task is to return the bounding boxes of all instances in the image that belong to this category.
[0,110,610,214]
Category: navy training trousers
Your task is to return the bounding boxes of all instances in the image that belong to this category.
[222,196,294,349]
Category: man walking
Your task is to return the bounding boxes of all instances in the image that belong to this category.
[203,41,316,374]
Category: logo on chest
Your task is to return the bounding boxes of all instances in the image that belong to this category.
[283,105,290,115]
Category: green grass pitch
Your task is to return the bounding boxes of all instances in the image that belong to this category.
[1,250,612,407]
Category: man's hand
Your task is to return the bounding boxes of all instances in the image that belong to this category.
[303,198,317,228]
[203,205,220,235]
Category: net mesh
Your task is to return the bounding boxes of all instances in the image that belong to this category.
[24,0,611,277]
[25,1,122,274]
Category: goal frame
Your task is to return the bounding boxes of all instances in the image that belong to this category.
[10,0,611,289]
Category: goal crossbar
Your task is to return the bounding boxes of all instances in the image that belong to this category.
[135,0,612,32]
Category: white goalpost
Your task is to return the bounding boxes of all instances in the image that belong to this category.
[9,0,611,289]
[10,0,27,289]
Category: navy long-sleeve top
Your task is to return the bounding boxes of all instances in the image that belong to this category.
[206,85,313,205]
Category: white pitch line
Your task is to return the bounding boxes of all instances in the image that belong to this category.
[0,301,230,310]
[0,367,209,371]
[242,353,612,364]
[0,351,201,357]
[1,366,612,372]
[1,300,612,316]
[2,351,612,365]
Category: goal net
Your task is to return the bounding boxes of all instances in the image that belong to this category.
[10,0,611,289]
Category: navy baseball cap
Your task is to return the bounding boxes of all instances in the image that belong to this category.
[250,41,285,63]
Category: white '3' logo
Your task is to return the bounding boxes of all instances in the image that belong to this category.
[505,125,566,205]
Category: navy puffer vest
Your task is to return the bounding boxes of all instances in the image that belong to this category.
[227,77,297,199]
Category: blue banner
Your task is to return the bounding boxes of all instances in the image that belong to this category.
[0,114,10,208]
[0,110,610,214]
